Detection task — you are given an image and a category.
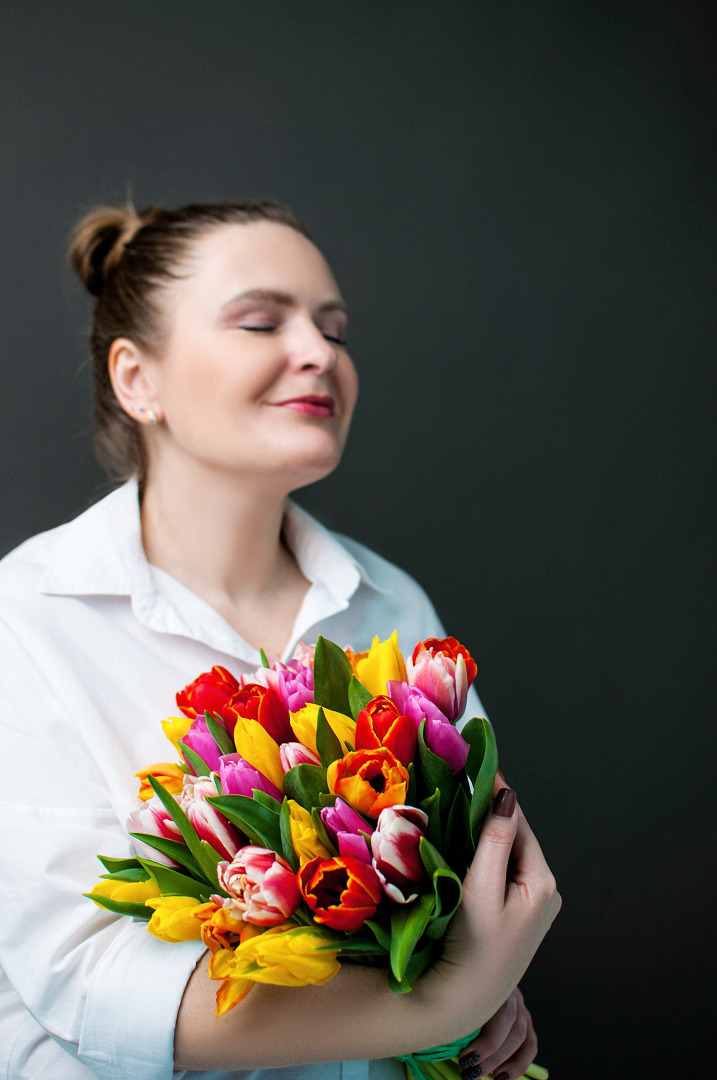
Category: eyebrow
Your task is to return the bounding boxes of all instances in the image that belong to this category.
[221,288,347,315]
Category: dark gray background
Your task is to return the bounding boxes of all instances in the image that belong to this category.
[2,1,714,1073]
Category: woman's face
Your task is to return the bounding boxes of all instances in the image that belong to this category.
[141,221,359,491]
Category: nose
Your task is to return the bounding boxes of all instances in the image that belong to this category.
[288,316,339,374]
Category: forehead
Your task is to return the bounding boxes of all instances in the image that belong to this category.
[177,220,342,306]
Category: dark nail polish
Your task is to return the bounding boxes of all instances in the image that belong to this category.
[459,1051,481,1070]
[460,1066,483,1080]
[493,787,516,818]
[493,1072,510,1080]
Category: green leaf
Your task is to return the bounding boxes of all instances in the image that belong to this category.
[365,918,392,952]
[469,719,498,842]
[316,707,343,767]
[386,944,434,993]
[310,807,339,856]
[147,775,222,890]
[313,635,353,716]
[390,893,435,982]
[418,836,450,877]
[99,866,150,883]
[282,763,329,812]
[416,720,456,809]
[253,790,282,814]
[445,784,472,875]
[208,794,283,851]
[260,648,270,668]
[138,859,209,900]
[129,833,203,879]
[178,740,212,778]
[461,716,487,784]
[348,676,372,719]
[279,798,299,871]
[418,789,443,848]
[406,761,418,807]
[426,868,463,941]
[205,712,235,756]
[98,854,143,874]
[84,893,152,920]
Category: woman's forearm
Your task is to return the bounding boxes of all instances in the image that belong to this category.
[174,955,495,1072]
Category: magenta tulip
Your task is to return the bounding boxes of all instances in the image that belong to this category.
[216,845,301,925]
[321,798,373,863]
[424,715,470,774]
[219,753,283,803]
[180,714,223,775]
[371,804,428,903]
[387,680,469,774]
[277,660,314,712]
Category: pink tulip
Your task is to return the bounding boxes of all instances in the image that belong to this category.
[291,642,316,666]
[279,741,321,773]
[127,795,184,866]
[240,661,286,698]
[219,753,283,802]
[321,798,373,864]
[405,648,470,722]
[180,776,243,860]
[371,804,428,903]
[216,845,301,925]
[277,660,314,712]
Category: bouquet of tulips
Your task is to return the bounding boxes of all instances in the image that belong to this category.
[89,631,500,1026]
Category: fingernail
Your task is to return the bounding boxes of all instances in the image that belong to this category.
[493,1073,510,1080]
[459,1051,481,1070]
[492,787,516,817]
[460,1067,483,1080]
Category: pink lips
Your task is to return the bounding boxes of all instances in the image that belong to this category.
[271,395,335,418]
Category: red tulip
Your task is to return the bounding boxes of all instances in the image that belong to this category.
[221,684,293,744]
[355,696,417,767]
[176,666,240,720]
[298,856,382,931]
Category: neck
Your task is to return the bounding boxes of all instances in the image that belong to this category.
[140,457,295,606]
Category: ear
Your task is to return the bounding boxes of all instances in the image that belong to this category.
[108,338,162,424]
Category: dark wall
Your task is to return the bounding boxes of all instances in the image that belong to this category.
[2,2,714,1072]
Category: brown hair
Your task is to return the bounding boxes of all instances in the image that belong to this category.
[69,199,310,483]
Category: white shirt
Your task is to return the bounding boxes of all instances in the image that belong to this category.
[0,480,485,1080]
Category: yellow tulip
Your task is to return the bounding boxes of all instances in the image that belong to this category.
[287,799,332,865]
[145,895,203,942]
[354,631,407,697]
[209,924,341,989]
[289,704,356,756]
[161,715,193,755]
[233,715,284,791]
[135,762,185,801]
[89,876,161,905]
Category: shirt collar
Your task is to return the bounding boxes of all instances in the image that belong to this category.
[39,478,384,607]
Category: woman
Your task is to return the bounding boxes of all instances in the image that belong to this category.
[0,200,560,1080]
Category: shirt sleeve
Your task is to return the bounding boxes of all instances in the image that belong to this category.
[0,616,206,1080]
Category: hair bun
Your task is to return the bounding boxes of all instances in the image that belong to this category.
[69,204,154,296]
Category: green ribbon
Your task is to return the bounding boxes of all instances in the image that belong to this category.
[397,1033,549,1080]
[396,1026,483,1080]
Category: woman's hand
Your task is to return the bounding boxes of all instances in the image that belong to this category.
[412,786,561,1046]
[458,987,537,1080]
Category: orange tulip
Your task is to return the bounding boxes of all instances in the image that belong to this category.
[327,747,409,819]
